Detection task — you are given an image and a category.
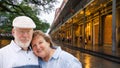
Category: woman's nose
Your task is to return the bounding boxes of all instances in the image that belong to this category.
[36,45,40,49]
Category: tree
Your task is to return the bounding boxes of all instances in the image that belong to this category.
[0,0,57,33]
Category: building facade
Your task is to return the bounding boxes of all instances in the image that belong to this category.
[49,0,120,54]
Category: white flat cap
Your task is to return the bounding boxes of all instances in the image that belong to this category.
[12,16,36,28]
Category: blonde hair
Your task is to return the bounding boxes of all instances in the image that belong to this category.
[32,30,53,48]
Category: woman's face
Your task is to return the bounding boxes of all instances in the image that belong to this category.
[31,35,51,59]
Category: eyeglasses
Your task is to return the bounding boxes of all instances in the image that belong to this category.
[14,28,33,35]
[18,30,32,34]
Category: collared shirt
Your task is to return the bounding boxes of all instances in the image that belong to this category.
[39,46,82,68]
[0,40,39,68]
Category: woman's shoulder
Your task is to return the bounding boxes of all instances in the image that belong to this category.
[59,50,78,61]
[58,50,82,67]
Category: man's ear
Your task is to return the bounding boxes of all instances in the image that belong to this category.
[12,28,15,36]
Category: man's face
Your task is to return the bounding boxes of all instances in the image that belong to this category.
[12,27,33,48]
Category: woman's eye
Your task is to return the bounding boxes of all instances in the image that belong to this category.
[32,44,36,48]
[39,42,42,44]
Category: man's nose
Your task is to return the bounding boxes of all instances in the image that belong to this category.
[22,32,29,37]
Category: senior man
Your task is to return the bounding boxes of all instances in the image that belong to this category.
[0,16,39,68]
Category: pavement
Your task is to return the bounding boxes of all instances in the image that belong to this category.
[54,41,120,63]
[54,41,120,68]
[84,44,120,58]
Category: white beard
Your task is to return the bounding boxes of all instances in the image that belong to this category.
[15,39,31,48]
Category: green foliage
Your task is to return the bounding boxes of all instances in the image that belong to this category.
[35,19,50,32]
[0,0,57,33]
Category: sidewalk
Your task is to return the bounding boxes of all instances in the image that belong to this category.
[53,39,120,61]
[54,41,120,63]
[54,40,120,58]
[84,45,120,58]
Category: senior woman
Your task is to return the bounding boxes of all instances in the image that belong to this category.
[31,30,82,68]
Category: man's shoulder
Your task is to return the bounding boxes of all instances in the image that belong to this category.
[0,44,11,53]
